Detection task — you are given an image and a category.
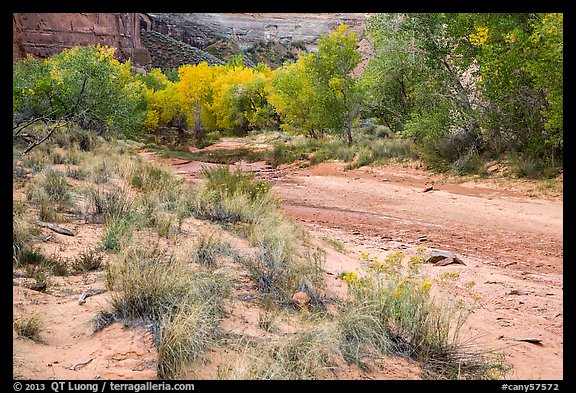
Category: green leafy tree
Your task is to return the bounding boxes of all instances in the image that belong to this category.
[456,13,563,164]
[13,45,147,141]
[363,13,563,173]
[270,24,362,144]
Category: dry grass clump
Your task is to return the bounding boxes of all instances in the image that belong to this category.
[191,166,274,224]
[25,167,75,220]
[13,310,44,342]
[127,159,194,238]
[225,327,336,380]
[82,185,133,224]
[193,167,324,307]
[102,239,231,379]
[244,213,323,305]
[188,230,238,269]
[70,248,104,273]
[340,251,512,379]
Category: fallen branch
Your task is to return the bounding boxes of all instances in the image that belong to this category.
[78,288,107,305]
[498,336,543,345]
[68,358,93,371]
[35,221,75,236]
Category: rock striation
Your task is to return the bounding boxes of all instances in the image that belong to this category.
[147,13,371,52]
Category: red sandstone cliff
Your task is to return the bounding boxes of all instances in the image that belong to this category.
[12,13,149,64]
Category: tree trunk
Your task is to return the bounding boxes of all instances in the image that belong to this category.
[344,127,353,146]
[194,106,202,141]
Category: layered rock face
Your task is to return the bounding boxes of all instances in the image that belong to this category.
[13,13,145,63]
[13,13,373,71]
[141,29,224,69]
[147,13,371,52]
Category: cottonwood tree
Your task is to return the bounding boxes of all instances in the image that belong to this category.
[270,24,362,145]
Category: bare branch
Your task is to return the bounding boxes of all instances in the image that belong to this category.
[21,118,70,155]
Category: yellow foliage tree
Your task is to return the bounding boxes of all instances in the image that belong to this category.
[176,62,219,138]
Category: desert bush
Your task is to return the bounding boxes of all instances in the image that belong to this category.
[65,165,87,180]
[244,214,322,304]
[129,161,183,193]
[104,241,230,378]
[228,327,335,380]
[105,245,189,320]
[90,158,112,184]
[21,152,49,174]
[27,168,72,208]
[53,127,99,152]
[157,301,220,379]
[337,304,391,367]
[266,140,314,167]
[13,216,33,266]
[13,311,43,342]
[342,251,510,379]
[99,216,133,252]
[106,243,229,320]
[71,248,104,273]
[83,186,133,224]
[44,253,69,276]
[201,166,270,201]
[188,230,237,269]
[193,167,275,225]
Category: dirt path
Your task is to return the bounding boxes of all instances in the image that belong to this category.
[163,143,563,380]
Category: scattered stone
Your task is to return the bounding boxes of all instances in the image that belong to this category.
[425,249,465,266]
[292,291,311,308]
[507,288,527,296]
[487,164,500,173]
[423,186,434,192]
[417,235,427,242]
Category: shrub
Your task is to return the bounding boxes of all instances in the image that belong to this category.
[201,166,270,202]
[13,216,33,266]
[71,248,104,273]
[129,161,182,193]
[99,215,133,252]
[188,230,237,269]
[337,304,390,367]
[342,251,511,379]
[104,241,230,379]
[157,302,220,379]
[83,186,133,224]
[35,167,72,207]
[228,327,335,379]
[245,214,322,304]
[193,167,275,224]
[13,311,43,342]
[90,158,112,184]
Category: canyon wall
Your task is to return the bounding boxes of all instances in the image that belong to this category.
[147,13,371,52]
[12,13,147,64]
[13,13,373,70]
